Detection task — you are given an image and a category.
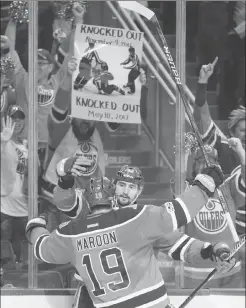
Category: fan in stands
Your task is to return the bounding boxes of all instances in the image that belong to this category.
[26,164,236,308]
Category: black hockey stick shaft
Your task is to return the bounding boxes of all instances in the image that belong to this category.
[178,234,246,308]
[152,16,239,242]
[178,268,217,308]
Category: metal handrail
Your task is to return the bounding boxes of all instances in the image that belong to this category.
[132,10,195,102]
[142,122,174,172]
[133,7,226,139]
[117,4,178,97]
[106,1,175,171]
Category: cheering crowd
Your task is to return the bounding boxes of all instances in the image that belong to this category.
[0,1,245,307]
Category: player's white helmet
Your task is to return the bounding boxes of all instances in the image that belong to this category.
[113,165,144,207]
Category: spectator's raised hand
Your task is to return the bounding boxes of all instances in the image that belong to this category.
[1,116,15,143]
[228,137,245,163]
[70,156,92,177]
[57,156,92,178]
[72,1,86,24]
[198,57,218,84]
[67,56,78,75]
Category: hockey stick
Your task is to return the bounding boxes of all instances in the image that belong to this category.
[178,234,246,308]
[118,1,239,242]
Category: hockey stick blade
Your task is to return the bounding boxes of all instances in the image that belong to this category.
[118,1,155,20]
[178,234,246,308]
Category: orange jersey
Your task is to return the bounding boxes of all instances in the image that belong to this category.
[34,185,210,308]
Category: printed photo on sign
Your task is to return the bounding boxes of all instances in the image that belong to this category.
[71,24,144,124]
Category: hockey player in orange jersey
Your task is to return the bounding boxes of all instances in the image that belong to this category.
[171,144,244,288]
[26,166,236,308]
[92,62,125,96]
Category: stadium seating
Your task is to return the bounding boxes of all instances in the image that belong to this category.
[3,270,64,288]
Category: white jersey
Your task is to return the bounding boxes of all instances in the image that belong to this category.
[1,140,28,217]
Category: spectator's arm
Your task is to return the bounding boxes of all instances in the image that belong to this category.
[193,60,226,145]
[53,174,84,219]
[54,2,84,80]
[1,140,8,152]
[231,20,246,39]
[46,57,77,154]
[4,19,25,74]
[4,18,16,49]
[194,72,213,137]
[53,30,74,86]
[228,137,246,184]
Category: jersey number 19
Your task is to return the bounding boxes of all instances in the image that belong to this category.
[82,247,130,297]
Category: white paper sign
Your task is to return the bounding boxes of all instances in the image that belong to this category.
[71,24,144,124]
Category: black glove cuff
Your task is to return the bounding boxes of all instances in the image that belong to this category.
[201,244,213,261]
[192,180,213,197]
[201,166,224,187]
[58,175,74,189]
[195,83,207,107]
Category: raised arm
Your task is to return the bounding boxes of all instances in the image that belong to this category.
[154,230,236,274]
[142,165,224,238]
[26,214,73,264]
[193,57,228,145]
[53,156,92,219]
[4,19,25,74]
[54,2,85,85]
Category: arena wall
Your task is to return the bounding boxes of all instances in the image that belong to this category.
[1,290,245,308]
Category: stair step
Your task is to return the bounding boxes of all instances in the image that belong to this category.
[105,150,151,166]
[103,134,152,151]
[105,166,173,183]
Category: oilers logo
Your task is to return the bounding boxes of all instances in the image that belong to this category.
[194,199,227,234]
[74,142,98,176]
[38,85,55,106]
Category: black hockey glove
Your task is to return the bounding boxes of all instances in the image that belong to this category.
[193,165,224,197]
[201,242,236,274]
